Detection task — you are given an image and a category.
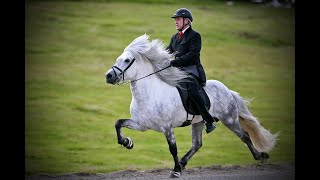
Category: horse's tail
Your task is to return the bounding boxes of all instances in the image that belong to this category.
[230,90,279,153]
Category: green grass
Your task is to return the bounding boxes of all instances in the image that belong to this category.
[25,0,295,175]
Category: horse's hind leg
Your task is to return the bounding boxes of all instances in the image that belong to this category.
[222,116,269,162]
[115,119,143,149]
[241,130,269,162]
[179,121,204,169]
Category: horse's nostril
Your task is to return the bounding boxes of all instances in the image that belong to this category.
[106,73,112,79]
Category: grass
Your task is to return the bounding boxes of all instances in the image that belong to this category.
[25,0,295,175]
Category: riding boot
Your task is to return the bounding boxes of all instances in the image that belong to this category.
[187,78,217,134]
[191,94,216,133]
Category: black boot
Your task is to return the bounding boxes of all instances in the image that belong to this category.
[184,76,218,134]
[205,121,216,134]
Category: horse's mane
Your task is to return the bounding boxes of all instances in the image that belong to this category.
[124,34,189,87]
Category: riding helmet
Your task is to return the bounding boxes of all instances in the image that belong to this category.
[171,8,193,22]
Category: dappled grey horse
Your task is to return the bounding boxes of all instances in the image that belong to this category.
[105,34,278,178]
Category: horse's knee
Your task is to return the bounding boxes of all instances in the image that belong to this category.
[115,119,125,129]
[115,119,127,145]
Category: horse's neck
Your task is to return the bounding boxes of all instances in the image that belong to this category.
[130,75,173,102]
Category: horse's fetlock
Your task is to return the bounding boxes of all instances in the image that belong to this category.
[173,163,182,172]
[173,167,182,173]
[179,159,187,167]
[179,161,187,170]
[118,138,125,145]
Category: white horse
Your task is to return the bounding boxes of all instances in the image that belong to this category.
[105,34,278,178]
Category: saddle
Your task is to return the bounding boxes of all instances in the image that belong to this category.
[176,83,211,116]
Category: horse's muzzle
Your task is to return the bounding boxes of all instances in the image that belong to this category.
[105,69,118,84]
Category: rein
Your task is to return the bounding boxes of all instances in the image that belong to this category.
[131,65,171,83]
[112,56,171,85]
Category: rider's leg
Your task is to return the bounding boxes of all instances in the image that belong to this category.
[186,77,217,133]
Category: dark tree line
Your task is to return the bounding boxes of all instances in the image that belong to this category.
[226,0,295,8]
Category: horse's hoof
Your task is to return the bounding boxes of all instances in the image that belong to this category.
[262,152,269,159]
[169,171,180,178]
[259,152,269,163]
[261,152,269,159]
[254,152,269,161]
[125,137,134,149]
[255,152,269,163]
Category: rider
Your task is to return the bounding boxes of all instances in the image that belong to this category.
[166,8,218,133]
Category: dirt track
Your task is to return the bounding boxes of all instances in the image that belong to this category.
[26,163,295,180]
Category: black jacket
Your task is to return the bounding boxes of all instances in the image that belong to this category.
[166,27,206,85]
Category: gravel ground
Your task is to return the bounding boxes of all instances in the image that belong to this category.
[26,163,295,180]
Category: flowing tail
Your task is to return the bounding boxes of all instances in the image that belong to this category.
[230,90,279,153]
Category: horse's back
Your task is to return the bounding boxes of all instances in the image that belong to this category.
[204,79,232,95]
[204,79,238,113]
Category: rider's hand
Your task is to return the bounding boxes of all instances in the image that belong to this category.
[170,60,179,67]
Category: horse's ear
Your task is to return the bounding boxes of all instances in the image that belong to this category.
[144,33,150,40]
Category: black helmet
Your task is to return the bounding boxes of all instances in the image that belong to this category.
[171,8,193,22]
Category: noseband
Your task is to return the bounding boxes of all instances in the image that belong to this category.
[111,58,135,82]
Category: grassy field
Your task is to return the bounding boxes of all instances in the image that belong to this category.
[25,0,295,175]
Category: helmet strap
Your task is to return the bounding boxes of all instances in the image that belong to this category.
[180,18,189,31]
[180,18,186,31]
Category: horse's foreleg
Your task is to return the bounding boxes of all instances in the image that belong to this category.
[115,119,140,149]
[179,121,204,169]
[164,128,181,178]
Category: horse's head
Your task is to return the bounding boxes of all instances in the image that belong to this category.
[105,34,187,86]
[105,50,138,84]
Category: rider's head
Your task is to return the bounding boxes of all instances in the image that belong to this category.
[171,8,193,31]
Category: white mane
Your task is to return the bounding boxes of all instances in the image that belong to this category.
[124,34,188,87]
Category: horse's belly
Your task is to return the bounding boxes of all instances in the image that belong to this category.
[130,99,188,130]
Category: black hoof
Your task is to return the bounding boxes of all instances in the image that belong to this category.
[124,137,134,149]
[169,171,180,178]
[255,152,269,163]
[261,152,269,159]
[260,152,269,163]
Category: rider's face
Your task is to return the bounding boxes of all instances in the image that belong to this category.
[174,17,185,31]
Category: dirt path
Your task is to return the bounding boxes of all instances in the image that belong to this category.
[26,163,295,180]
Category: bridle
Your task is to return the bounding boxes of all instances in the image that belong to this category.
[111,58,136,83]
[111,55,171,85]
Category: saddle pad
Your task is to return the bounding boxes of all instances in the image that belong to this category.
[176,83,211,115]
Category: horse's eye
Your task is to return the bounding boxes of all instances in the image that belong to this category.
[125,59,130,63]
